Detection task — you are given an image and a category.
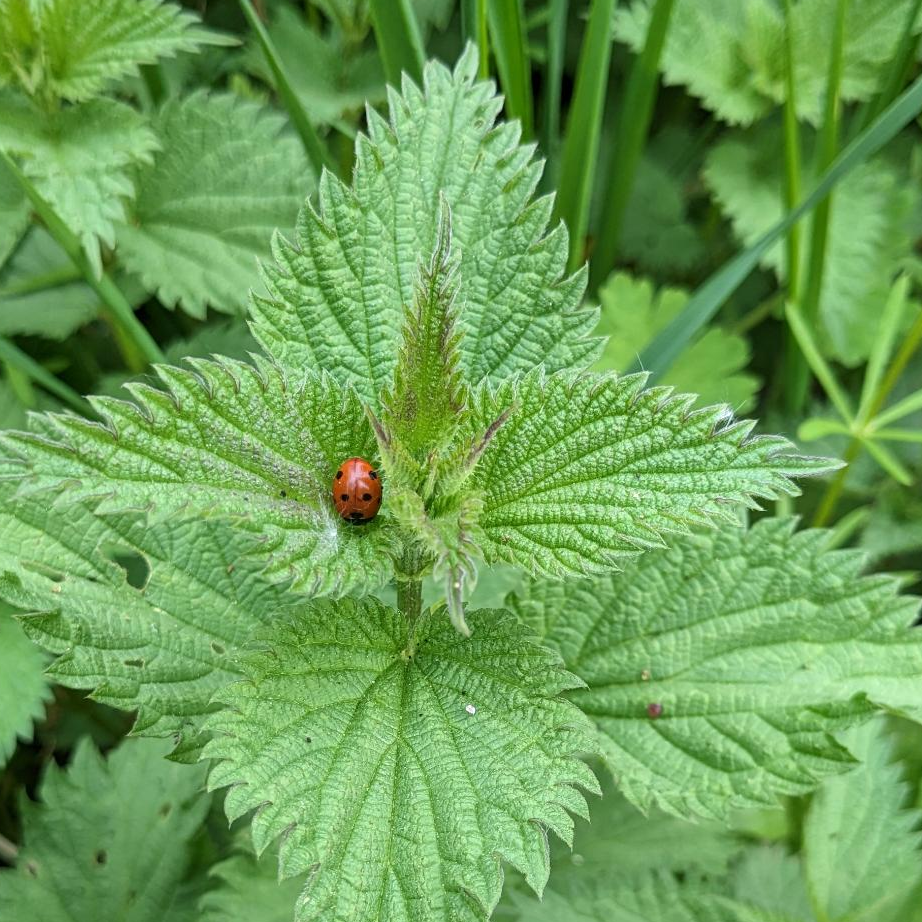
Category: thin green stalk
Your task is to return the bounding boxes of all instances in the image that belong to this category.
[238,0,335,176]
[462,0,490,78]
[1,151,165,370]
[397,577,424,656]
[369,0,425,86]
[791,0,848,413]
[858,0,922,132]
[634,66,922,379]
[812,300,922,527]
[553,0,616,270]
[0,264,82,297]
[591,0,676,285]
[781,0,806,411]
[541,0,568,178]
[488,0,533,138]
[4,361,36,408]
[0,335,90,415]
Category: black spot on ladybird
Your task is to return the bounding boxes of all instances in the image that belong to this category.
[341,493,349,501]
[362,493,372,501]
[336,470,343,480]
[369,470,378,479]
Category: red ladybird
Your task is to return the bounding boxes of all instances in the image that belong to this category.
[333,457,381,524]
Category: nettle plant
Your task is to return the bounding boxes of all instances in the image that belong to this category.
[2,49,922,922]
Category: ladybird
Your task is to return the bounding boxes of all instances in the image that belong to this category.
[333,457,381,524]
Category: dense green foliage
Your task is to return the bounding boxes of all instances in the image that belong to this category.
[0,2,920,921]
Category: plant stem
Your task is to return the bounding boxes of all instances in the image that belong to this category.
[790,0,848,413]
[397,577,424,656]
[0,832,18,863]
[1,151,165,370]
[0,335,90,415]
[540,0,568,183]
[0,264,82,298]
[812,304,922,527]
[591,0,676,285]
[238,0,336,176]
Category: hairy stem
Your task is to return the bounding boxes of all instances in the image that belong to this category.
[397,577,424,657]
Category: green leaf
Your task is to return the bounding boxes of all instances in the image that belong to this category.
[466,372,831,579]
[114,93,311,318]
[0,155,28,268]
[506,517,922,819]
[203,599,599,922]
[729,847,813,922]
[0,228,99,340]
[0,737,209,922]
[616,151,706,278]
[0,0,218,103]
[250,47,600,407]
[2,357,398,595]
[201,843,306,922]
[804,720,922,922]
[0,480,299,758]
[615,0,922,125]
[242,5,385,126]
[594,272,760,412]
[0,93,158,277]
[704,127,918,365]
[0,602,50,768]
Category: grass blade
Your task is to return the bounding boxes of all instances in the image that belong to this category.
[0,151,164,372]
[552,0,616,270]
[785,302,853,424]
[789,0,848,412]
[0,335,90,416]
[461,0,490,78]
[238,0,335,176]
[369,0,425,85]
[488,0,533,138]
[634,70,922,379]
[857,275,909,422]
[858,0,922,131]
[591,0,676,284]
[540,0,568,180]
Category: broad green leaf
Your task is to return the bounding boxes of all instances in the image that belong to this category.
[114,93,311,319]
[0,737,209,922]
[0,479,299,758]
[466,371,832,579]
[201,844,306,922]
[250,47,601,407]
[203,599,599,922]
[243,5,385,126]
[0,228,99,340]
[506,517,922,819]
[0,93,158,276]
[0,155,28,268]
[704,127,918,365]
[594,272,760,412]
[0,0,217,103]
[617,151,706,277]
[615,0,922,125]
[504,870,785,922]
[729,848,813,922]
[804,720,922,922]
[1,357,398,595]
[0,602,50,768]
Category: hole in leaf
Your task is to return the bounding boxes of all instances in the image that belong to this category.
[101,545,150,590]
[158,803,172,818]
[305,736,312,743]
[123,658,144,668]
[94,850,107,866]
[280,490,287,498]
[211,642,225,655]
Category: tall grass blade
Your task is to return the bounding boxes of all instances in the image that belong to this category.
[591,0,676,284]
[857,275,909,422]
[633,70,922,379]
[541,0,569,182]
[369,0,425,85]
[461,0,490,78]
[238,0,335,176]
[553,0,616,270]
[790,0,848,412]
[488,0,534,138]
